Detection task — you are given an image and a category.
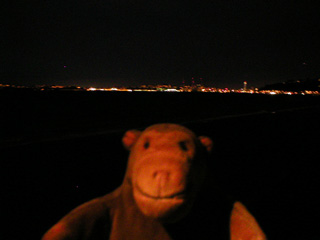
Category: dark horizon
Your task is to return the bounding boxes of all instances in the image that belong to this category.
[2,1,320,89]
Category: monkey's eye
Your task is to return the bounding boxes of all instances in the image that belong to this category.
[144,141,150,149]
[179,141,188,151]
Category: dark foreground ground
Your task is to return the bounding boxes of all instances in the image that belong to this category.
[1,91,319,239]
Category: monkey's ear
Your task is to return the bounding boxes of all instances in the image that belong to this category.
[122,130,142,150]
[198,136,213,152]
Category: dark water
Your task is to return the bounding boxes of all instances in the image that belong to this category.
[1,91,319,239]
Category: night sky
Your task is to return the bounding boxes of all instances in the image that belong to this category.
[1,0,320,88]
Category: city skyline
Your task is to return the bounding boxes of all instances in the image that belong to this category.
[2,77,319,95]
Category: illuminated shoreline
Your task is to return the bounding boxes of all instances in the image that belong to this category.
[1,83,319,95]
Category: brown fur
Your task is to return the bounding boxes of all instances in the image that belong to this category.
[42,123,266,240]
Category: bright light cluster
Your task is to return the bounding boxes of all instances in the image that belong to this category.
[1,83,319,95]
[85,86,320,95]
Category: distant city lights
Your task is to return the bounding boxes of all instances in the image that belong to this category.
[0,83,319,95]
[83,84,319,95]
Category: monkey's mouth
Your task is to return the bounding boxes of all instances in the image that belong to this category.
[135,184,186,200]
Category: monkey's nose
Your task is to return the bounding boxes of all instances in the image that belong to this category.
[153,170,170,186]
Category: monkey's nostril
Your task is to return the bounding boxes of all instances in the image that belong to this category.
[153,170,169,178]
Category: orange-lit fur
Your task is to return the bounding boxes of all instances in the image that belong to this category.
[42,123,266,240]
[231,202,267,240]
